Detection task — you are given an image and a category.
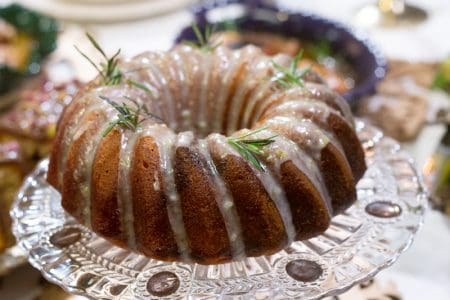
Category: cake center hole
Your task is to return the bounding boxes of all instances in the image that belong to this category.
[161,96,255,138]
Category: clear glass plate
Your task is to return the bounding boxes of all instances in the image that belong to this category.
[10,121,427,299]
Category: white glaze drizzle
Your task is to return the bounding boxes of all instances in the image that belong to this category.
[58,45,360,261]
[198,138,245,259]
[209,133,296,244]
[250,86,289,126]
[170,48,192,131]
[75,104,115,229]
[305,82,354,125]
[57,95,104,186]
[240,58,274,128]
[226,46,262,134]
[263,99,351,159]
[180,47,202,132]
[141,54,177,129]
[170,50,189,130]
[263,117,329,157]
[213,47,240,133]
[264,99,334,122]
[124,55,164,119]
[262,116,338,213]
[252,129,332,218]
[117,128,140,249]
[141,125,191,261]
[197,52,212,136]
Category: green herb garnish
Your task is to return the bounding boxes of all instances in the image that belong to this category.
[75,33,122,86]
[183,22,222,52]
[126,79,153,95]
[271,50,310,88]
[101,96,162,137]
[75,33,154,95]
[227,127,277,171]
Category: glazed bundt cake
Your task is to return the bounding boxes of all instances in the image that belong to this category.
[47,44,366,264]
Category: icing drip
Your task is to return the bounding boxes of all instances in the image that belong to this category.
[252,129,332,218]
[262,116,337,213]
[142,125,191,261]
[124,56,164,119]
[117,128,140,249]
[170,50,189,130]
[181,48,202,132]
[263,117,330,160]
[53,44,361,262]
[305,82,354,125]
[141,54,177,129]
[198,138,245,259]
[240,58,274,129]
[250,86,290,126]
[213,47,240,133]
[262,99,349,158]
[230,130,296,243]
[197,53,212,136]
[226,47,263,134]
[267,99,334,121]
[57,96,104,186]
[76,108,115,229]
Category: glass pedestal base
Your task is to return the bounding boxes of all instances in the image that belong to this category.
[11,122,427,299]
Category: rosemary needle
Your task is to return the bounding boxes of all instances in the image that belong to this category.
[183,22,222,52]
[75,33,151,95]
[271,49,311,89]
[101,96,162,137]
[227,127,277,171]
[75,33,122,86]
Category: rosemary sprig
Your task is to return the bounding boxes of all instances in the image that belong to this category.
[271,50,311,88]
[75,33,122,86]
[183,22,222,52]
[75,33,154,96]
[227,127,277,171]
[126,79,153,95]
[101,96,163,137]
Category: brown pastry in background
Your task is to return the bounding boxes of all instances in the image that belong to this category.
[357,59,441,142]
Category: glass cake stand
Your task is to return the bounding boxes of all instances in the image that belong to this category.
[10,121,427,299]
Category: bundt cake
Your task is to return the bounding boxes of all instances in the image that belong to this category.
[47,43,366,264]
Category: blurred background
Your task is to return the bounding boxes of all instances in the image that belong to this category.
[0,0,449,299]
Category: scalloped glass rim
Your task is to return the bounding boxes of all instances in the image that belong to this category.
[11,121,427,299]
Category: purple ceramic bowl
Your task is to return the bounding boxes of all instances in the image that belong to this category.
[175,0,387,108]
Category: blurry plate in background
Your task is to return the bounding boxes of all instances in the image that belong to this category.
[16,0,194,23]
[177,0,387,107]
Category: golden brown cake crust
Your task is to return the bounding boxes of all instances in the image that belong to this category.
[48,45,366,264]
[280,161,331,240]
[175,146,232,264]
[61,111,103,224]
[90,129,125,247]
[47,84,93,189]
[211,153,287,257]
[48,101,84,189]
[327,113,366,181]
[320,145,356,214]
[131,136,179,260]
[260,109,366,182]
